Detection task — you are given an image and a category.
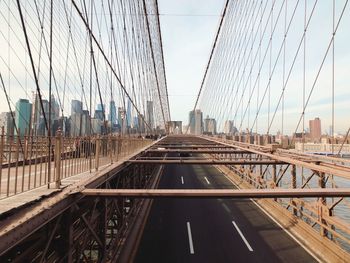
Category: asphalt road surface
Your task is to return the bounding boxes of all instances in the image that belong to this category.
[135,161,317,263]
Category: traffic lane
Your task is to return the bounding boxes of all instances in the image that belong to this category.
[135,164,280,263]
[135,163,316,263]
[193,164,317,263]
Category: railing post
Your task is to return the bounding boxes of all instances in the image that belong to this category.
[318,171,327,236]
[14,130,20,194]
[291,165,297,216]
[95,135,100,171]
[55,129,62,188]
[272,164,277,201]
[109,134,113,164]
[0,127,4,196]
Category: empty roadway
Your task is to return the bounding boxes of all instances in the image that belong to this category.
[135,156,317,263]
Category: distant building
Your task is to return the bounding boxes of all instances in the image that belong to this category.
[0,112,15,136]
[309,117,321,141]
[168,121,183,134]
[81,110,90,135]
[138,114,146,134]
[70,113,82,137]
[95,109,104,121]
[224,120,236,135]
[15,99,32,137]
[91,118,102,135]
[97,104,105,112]
[71,100,83,115]
[126,99,132,127]
[108,100,117,125]
[146,101,154,131]
[189,109,203,135]
[204,116,217,135]
[32,94,60,135]
[118,107,127,134]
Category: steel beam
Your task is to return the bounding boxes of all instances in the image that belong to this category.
[150,145,235,149]
[146,149,250,154]
[127,160,286,165]
[202,136,350,179]
[81,188,350,198]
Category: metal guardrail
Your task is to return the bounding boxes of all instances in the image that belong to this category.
[201,135,350,252]
[0,130,152,199]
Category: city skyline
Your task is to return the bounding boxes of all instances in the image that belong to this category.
[0,95,156,137]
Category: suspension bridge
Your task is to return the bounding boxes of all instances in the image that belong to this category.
[0,0,350,262]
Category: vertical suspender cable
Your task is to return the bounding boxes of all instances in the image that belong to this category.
[16,0,49,132]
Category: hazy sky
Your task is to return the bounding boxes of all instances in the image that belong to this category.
[158,0,350,135]
[1,1,349,135]
[158,0,225,125]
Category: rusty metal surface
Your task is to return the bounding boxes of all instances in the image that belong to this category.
[146,149,250,153]
[0,139,160,258]
[128,159,286,165]
[81,188,350,198]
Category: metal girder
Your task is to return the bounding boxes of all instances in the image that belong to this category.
[81,188,350,198]
[146,149,250,154]
[127,160,286,165]
[150,145,234,149]
[203,137,350,179]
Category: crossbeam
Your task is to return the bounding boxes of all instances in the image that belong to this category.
[146,149,250,154]
[150,145,235,149]
[128,160,286,165]
[81,188,350,198]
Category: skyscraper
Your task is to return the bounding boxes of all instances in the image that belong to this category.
[97,104,105,111]
[71,100,83,115]
[108,100,117,125]
[309,117,322,141]
[0,112,15,136]
[95,110,104,121]
[118,107,126,134]
[224,120,234,135]
[189,109,203,135]
[204,115,217,135]
[126,99,132,127]
[189,110,195,134]
[15,99,32,137]
[146,101,154,130]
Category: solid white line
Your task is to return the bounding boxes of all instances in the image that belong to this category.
[218,168,322,262]
[181,176,184,185]
[204,176,210,185]
[186,222,195,254]
[232,221,253,252]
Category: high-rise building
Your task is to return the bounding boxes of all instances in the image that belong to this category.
[118,107,127,134]
[204,116,217,135]
[71,100,83,115]
[133,116,139,129]
[97,104,105,111]
[188,109,203,135]
[91,118,102,135]
[80,110,90,135]
[70,113,82,137]
[126,99,132,127]
[95,110,104,121]
[108,100,117,125]
[15,99,32,137]
[32,94,59,135]
[224,120,235,135]
[138,114,145,134]
[146,101,154,131]
[309,117,322,141]
[0,112,15,136]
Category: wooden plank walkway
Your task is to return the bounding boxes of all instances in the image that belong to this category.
[0,162,110,216]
